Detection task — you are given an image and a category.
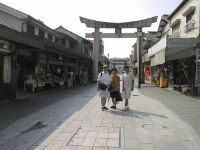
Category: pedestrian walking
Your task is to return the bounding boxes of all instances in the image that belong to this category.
[122,66,134,111]
[97,65,112,111]
[110,68,121,109]
[82,69,88,85]
[67,71,74,88]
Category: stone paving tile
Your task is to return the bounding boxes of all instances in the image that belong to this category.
[100,127,110,132]
[68,137,84,146]
[44,140,64,150]
[135,128,149,135]
[97,132,109,139]
[107,139,119,147]
[53,132,71,141]
[93,147,109,150]
[86,132,98,138]
[94,138,107,147]
[89,126,101,132]
[139,143,155,150]
[108,132,119,139]
[60,145,77,150]
[76,145,93,150]
[124,140,140,149]
[137,134,152,144]
[74,131,87,138]
[182,140,200,150]
[82,138,96,147]
[152,139,171,150]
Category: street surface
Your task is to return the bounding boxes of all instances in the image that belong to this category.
[0,84,200,150]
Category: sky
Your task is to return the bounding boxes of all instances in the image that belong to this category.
[0,0,182,58]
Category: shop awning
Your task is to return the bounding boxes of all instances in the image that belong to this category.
[150,50,165,66]
[0,48,11,53]
[148,36,200,65]
[149,35,167,66]
[166,38,200,60]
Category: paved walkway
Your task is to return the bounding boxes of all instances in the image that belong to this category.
[140,85,200,137]
[0,84,200,150]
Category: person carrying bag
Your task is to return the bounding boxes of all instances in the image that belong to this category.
[110,68,122,109]
[97,65,112,111]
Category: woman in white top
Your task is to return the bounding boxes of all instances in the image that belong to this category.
[122,66,134,110]
[97,65,112,111]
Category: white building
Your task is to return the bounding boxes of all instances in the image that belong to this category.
[148,0,200,94]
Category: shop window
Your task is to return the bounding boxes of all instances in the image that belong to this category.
[84,47,89,56]
[55,37,60,44]
[172,22,180,38]
[61,38,66,46]
[39,29,45,39]
[27,24,35,35]
[185,10,195,32]
[48,34,53,41]
[69,41,76,50]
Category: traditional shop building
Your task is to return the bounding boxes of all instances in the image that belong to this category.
[131,32,157,83]
[0,3,93,99]
[148,0,200,94]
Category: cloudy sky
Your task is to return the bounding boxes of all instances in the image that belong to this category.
[0,0,182,58]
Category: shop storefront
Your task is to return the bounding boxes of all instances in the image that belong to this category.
[143,53,151,84]
[168,57,195,95]
[0,39,13,99]
[17,49,36,94]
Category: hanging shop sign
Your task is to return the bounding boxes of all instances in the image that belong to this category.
[3,56,12,83]
[0,40,11,53]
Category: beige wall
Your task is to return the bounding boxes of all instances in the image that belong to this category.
[0,10,24,32]
[169,0,200,38]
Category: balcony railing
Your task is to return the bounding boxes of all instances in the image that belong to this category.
[185,20,195,32]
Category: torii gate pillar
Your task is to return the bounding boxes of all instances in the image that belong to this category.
[137,27,143,88]
[93,28,100,82]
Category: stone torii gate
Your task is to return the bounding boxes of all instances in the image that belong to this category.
[80,16,157,88]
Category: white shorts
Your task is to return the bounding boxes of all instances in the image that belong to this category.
[122,89,131,99]
[98,89,110,98]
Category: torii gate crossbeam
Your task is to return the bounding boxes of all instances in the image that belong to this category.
[80,16,158,88]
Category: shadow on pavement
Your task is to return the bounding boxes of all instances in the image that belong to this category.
[0,84,96,136]
[139,84,200,137]
[109,109,167,119]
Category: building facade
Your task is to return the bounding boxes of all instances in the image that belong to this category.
[148,0,200,94]
[0,3,93,99]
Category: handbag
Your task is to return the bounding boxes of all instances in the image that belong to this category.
[115,91,123,101]
[99,82,108,90]
[108,83,113,91]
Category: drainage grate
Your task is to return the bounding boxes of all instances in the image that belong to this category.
[65,126,121,148]
[142,124,167,130]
